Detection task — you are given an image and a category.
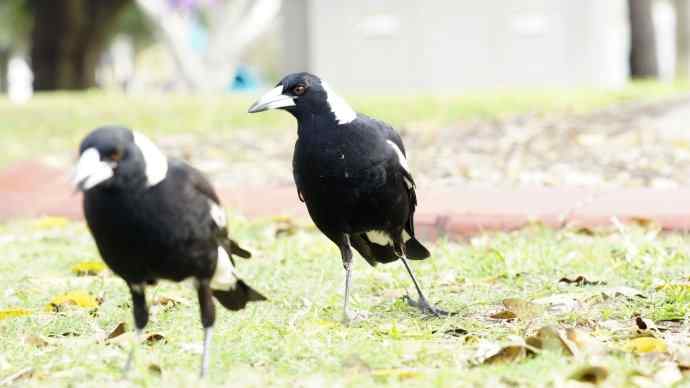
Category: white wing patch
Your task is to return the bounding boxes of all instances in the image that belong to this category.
[386,140,414,188]
[133,131,168,187]
[321,80,356,125]
[211,246,238,290]
[366,230,393,246]
[209,200,227,228]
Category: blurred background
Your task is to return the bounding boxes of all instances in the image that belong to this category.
[2,0,690,191]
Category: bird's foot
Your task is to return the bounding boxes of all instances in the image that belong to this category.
[342,308,369,325]
[404,294,450,318]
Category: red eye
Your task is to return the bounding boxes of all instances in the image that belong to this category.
[110,149,123,161]
[293,85,306,96]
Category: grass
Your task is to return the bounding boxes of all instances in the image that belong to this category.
[0,80,688,168]
[1,217,690,386]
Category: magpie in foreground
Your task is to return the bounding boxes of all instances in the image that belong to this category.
[248,73,447,321]
[73,126,266,377]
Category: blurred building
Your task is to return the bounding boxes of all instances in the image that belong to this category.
[282,0,631,91]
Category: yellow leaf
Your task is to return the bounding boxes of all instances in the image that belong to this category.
[33,216,70,229]
[46,290,99,312]
[71,261,106,276]
[372,369,421,380]
[0,308,31,320]
[624,337,668,353]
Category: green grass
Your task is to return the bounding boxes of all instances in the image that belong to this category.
[0,80,688,168]
[1,218,690,386]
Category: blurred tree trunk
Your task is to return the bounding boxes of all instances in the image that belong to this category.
[677,0,690,78]
[0,48,8,92]
[628,0,659,78]
[30,0,131,91]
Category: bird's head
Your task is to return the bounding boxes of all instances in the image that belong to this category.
[73,126,168,192]
[248,72,356,125]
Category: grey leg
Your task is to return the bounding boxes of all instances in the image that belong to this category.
[124,283,148,375]
[196,279,215,378]
[399,256,449,317]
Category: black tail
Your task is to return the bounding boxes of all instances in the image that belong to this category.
[405,237,430,259]
[228,239,251,259]
[212,280,266,311]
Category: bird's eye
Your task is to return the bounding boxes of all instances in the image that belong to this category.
[109,149,123,161]
[293,84,306,96]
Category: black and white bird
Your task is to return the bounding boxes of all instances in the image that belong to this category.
[248,73,446,321]
[73,126,266,377]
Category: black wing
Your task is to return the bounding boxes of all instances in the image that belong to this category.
[181,160,252,260]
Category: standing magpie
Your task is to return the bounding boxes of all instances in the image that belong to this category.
[248,73,446,322]
[73,126,266,377]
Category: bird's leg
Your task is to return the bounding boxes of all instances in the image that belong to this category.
[196,279,215,379]
[339,235,363,324]
[399,256,449,317]
[124,283,148,375]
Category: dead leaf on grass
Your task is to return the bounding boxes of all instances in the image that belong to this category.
[371,368,421,380]
[70,261,106,276]
[105,322,127,341]
[24,335,49,348]
[432,327,468,337]
[0,308,31,320]
[569,365,608,384]
[484,345,529,365]
[559,275,606,286]
[490,298,543,321]
[0,367,34,385]
[144,333,166,345]
[46,290,99,312]
[148,363,162,375]
[624,337,668,353]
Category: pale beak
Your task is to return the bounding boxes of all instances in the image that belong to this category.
[73,148,115,191]
[247,85,295,113]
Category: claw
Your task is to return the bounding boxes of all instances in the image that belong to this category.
[404,294,451,318]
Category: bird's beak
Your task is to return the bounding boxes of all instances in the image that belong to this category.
[247,85,295,113]
[73,148,115,192]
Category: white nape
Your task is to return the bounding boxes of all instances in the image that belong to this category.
[320,80,357,125]
[209,201,227,228]
[210,246,239,291]
[133,131,168,187]
[366,230,393,246]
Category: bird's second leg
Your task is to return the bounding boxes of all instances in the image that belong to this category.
[399,256,449,317]
[196,279,215,379]
[124,283,148,375]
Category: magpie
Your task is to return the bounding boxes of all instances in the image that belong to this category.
[248,73,446,322]
[73,126,266,377]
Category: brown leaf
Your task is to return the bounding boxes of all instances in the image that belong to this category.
[148,363,162,375]
[490,310,517,320]
[105,322,127,341]
[144,333,166,345]
[559,275,606,286]
[569,365,608,384]
[24,335,49,348]
[526,326,576,357]
[484,345,528,365]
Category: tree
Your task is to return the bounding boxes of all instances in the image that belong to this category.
[676,0,690,78]
[29,0,133,90]
[135,0,282,91]
[628,0,659,78]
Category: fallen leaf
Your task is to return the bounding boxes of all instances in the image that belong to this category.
[503,298,543,320]
[569,365,608,384]
[565,328,607,357]
[46,290,99,312]
[33,216,69,229]
[601,286,646,299]
[24,335,49,348]
[0,367,33,385]
[526,326,576,357]
[144,333,166,345]
[148,363,162,375]
[490,310,517,320]
[371,368,421,380]
[635,316,658,333]
[624,337,668,353]
[152,295,184,307]
[70,260,106,276]
[105,322,127,341]
[533,293,583,314]
[0,308,31,320]
[559,275,606,286]
[432,327,468,337]
[484,345,528,364]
